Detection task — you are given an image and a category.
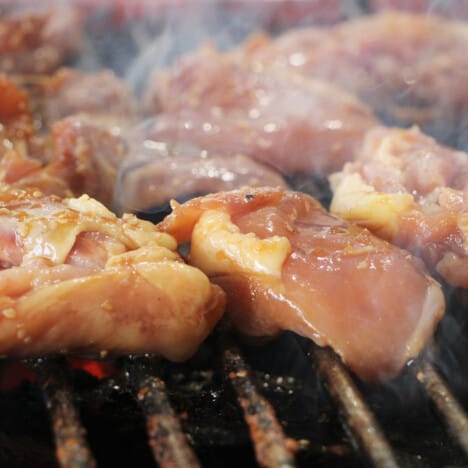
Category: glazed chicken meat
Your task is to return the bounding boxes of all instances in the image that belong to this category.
[239,11,468,145]
[0,4,458,383]
[48,114,128,207]
[146,45,378,176]
[0,186,225,360]
[0,74,38,157]
[157,187,444,382]
[41,68,137,126]
[0,7,82,74]
[330,126,468,288]
[116,137,288,216]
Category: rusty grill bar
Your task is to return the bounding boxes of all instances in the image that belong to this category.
[312,346,400,468]
[32,357,97,468]
[413,359,468,458]
[126,358,201,468]
[221,337,297,468]
[4,337,467,468]
[135,375,201,468]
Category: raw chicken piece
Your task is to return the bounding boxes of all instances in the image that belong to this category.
[42,68,137,126]
[0,7,82,74]
[0,76,75,196]
[330,126,468,288]
[239,11,468,144]
[0,74,38,157]
[48,114,128,207]
[146,45,378,176]
[157,187,444,382]
[226,0,345,29]
[370,1,468,19]
[0,74,133,202]
[0,84,125,201]
[115,135,288,215]
[0,186,225,360]
[0,149,71,198]
[45,111,286,212]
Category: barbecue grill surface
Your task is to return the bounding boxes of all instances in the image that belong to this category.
[2,2,468,467]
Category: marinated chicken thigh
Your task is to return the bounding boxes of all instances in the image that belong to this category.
[0,74,38,157]
[116,137,288,215]
[239,11,468,144]
[158,187,444,382]
[0,149,71,198]
[0,186,225,360]
[147,45,378,175]
[0,7,82,74]
[49,114,127,207]
[330,126,468,288]
[42,68,137,126]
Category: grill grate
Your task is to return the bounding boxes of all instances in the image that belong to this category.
[413,359,468,457]
[127,358,201,468]
[312,346,399,468]
[1,330,466,468]
[221,337,296,467]
[32,358,97,468]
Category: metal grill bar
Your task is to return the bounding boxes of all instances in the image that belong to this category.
[413,359,468,458]
[127,359,201,468]
[32,358,97,468]
[222,340,297,468]
[312,346,399,468]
